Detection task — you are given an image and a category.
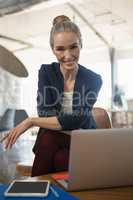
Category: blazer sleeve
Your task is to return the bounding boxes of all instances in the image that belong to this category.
[57,74,102,130]
[37,65,58,117]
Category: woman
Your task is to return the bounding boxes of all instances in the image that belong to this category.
[1,15,102,176]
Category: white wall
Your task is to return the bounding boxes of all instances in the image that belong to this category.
[0,68,21,115]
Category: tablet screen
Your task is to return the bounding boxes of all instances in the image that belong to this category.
[5,180,50,197]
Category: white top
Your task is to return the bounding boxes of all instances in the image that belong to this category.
[62,91,73,114]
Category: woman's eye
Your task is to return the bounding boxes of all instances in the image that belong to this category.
[56,48,64,51]
[71,46,78,49]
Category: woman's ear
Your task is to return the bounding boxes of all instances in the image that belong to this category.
[52,47,56,55]
[80,42,83,49]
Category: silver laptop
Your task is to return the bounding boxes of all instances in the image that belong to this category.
[57,128,133,191]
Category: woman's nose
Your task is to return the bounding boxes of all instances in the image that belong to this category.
[64,50,72,58]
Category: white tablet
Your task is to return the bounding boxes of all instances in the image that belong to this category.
[4,180,50,197]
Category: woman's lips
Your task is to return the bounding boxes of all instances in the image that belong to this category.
[63,60,75,65]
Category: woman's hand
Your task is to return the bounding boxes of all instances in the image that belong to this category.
[0,117,32,149]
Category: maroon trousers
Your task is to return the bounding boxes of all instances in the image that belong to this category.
[31,130,71,177]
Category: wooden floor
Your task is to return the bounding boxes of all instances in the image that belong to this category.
[0,131,35,183]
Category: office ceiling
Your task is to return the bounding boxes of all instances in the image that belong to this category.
[0,0,133,55]
[0,0,47,16]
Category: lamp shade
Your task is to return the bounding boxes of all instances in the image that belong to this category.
[0,45,28,77]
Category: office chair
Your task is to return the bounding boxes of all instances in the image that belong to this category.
[16,107,112,177]
[92,107,112,128]
[0,109,15,131]
[0,108,28,131]
[14,109,28,126]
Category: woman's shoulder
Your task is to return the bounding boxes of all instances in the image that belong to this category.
[79,64,102,82]
[39,62,59,73]
[78,64,102,92]
[38,62,62,84]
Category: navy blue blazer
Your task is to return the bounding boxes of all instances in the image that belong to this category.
[37,62,102,130]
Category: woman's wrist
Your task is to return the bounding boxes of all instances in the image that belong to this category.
[26,117,34,128]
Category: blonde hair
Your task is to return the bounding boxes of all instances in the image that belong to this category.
[50,15,82,48]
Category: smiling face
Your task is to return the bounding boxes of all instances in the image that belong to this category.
[52,31,81,71]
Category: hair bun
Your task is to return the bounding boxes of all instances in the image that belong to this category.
[53,15,71,26]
